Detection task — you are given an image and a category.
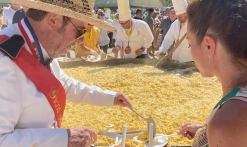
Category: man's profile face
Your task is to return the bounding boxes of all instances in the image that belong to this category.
[11,3,20,8]
[177,13,187,23]
[47,15,87,57]
[169,10,176,18]
[153,13,159,18]
[137,11,142,18]
[165,9,170,16]
[119,19,131,29]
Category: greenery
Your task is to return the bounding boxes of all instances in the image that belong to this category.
[162,0,173,6]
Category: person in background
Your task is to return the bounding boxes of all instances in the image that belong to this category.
[112,0,153,59]
[142,11,148,20]
[134,9,143,20]
[105,9,114,48]
[154,6,177,48]
[144,8,155,55]
[165,7,171,16]
[153,8,161,26]
[144,8,155,36]
[75,23,101,58]
[149,8,161,53]
[158,13,164,21]
[110,10,115,20]
[12,6,28,24]
[97,11,110,54]
[112,13,123,58]
[1,2,21,30]
[178,0,247,146]
[158,0,192,63]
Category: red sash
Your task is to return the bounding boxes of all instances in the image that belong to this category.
[0,35,66,127]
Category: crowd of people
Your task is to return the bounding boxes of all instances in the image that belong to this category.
[0,1,192,62]
[0,0,246,147]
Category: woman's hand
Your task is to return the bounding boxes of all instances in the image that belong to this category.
[177,122,203,140]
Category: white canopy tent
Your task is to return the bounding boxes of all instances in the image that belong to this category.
[94,0,164,8]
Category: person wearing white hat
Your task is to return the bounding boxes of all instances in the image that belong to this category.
[104,9,114,48]
[158,0,193,63]
[154,6,177,49]
[112,0,153,58]
[0,0,133,147]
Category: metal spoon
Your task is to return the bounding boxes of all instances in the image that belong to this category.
[163,133,179,137]
[129,108,156,138]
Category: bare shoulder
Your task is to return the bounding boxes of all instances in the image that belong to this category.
[208,97,247,147]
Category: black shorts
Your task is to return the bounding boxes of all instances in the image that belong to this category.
[136,54,147,59]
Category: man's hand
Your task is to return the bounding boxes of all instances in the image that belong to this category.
[67,127,97,147]
[114,92,133,109]
[112,46,121,54]
[135,48,143,56]
[112,47,119,54]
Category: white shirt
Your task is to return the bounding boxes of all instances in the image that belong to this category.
[112,19,119,39]
[2,7,20,26]
[115,19,154,58]
[159,20,193,62]
[105,18,113,25]
[0,20,116,147]
[98,29,110,46]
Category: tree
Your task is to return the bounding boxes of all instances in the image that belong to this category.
[162,0,172,6]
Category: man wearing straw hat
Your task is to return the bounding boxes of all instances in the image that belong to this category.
[112,0,153,58]
[0,0,133,147]
[158,0,193,63]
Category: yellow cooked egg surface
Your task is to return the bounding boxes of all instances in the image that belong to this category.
[61,64,222,146]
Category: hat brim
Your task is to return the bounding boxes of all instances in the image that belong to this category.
[11,0,115,32]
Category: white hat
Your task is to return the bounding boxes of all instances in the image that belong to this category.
[117,0,131,21]
[105,10,111,19]
[172,0,188,15]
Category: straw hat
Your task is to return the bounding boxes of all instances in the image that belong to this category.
[154,8,160,14]
[10,0,115,31]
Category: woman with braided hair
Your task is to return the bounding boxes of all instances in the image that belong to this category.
[177,0,247,147]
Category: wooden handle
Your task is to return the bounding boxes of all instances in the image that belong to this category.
[155,33,187,68]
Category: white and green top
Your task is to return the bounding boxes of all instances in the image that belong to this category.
[192,86,247,147]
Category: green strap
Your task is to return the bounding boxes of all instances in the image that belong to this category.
[213,88,241,109]
[205,88,241,147]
